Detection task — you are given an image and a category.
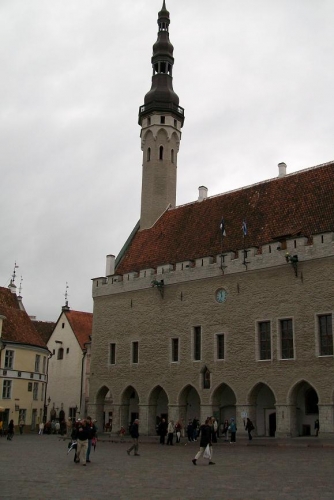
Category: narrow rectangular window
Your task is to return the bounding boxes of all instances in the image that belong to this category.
[2,380,12,399]
[160,116,165,124]
[33,382,38,400]
[42,356,46,374]
[41,383,44,401]
[280,319,294,359]
[171,338,179,362]
[319,314,333,356]
[132,342,139,364]
[4,350,14,369]
[217,334,225,360]
[28,382,32,392]
[259,322,271,360]
[35,354,40,372]
[110,343,116,364]
[193,326,201,361]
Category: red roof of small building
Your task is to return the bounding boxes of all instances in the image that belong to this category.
[63,310,93,351]
[33,320,56,345]
[0,287,47,348]
[116,162,334,274]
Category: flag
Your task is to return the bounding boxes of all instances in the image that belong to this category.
[220,217,226,237]
[242,220,248,236]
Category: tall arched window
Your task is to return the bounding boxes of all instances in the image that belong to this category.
[159,146,164,160]
[171,149,174,163]
[147,147,151,161]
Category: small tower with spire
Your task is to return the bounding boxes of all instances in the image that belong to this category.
[138,1,185,229]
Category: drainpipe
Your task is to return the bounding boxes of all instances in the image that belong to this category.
[80,351,86,416]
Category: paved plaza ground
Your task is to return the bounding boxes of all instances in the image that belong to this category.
[1,433,334,499]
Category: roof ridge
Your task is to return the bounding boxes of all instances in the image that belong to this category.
[172,161,334,210]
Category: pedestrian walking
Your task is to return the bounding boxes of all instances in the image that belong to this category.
[86,416,97,463]
[158,418,167,445]
[212,417,218,443]
[187,420,193,442]
[38,422,44,435]
[245,418,254,441]
[314,419,320,437]
[7,419,14,440]
[167,420,174,445]
[229,418,237,443]
[19,418,24,435]
[76,419,90,466]
[175,421,181,443]
[192,418,215,466]
[221,419,229,441]
[127,419,140,456]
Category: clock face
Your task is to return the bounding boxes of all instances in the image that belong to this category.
[215,288,227,303]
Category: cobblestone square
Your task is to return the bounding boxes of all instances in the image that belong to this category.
[1,435,334,499]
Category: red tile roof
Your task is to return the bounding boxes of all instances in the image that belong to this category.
[64,310,93,351]
[0,287,47,348]
[116,162,334,274]
[33,320,56,345]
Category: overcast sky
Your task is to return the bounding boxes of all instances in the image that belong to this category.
[1,0,333,321]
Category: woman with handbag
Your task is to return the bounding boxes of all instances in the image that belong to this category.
[192,418,215,466]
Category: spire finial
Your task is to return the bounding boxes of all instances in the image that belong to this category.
[18,276,23,297]
[11,261,19,284]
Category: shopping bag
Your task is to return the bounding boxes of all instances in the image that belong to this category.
[203,444,211,459]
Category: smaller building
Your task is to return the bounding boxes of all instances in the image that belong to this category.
[0,286,49,432]
[46,304,92,423]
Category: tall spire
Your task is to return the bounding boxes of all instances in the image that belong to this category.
[138,1,184,126]
[138,3,185,230]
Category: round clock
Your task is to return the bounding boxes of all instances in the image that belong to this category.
[215,288,227,303]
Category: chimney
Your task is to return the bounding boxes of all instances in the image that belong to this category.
[198,186,208,202]
[106,254,115,276]
[278,162,287,177]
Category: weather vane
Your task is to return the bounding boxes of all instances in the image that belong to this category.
[11,261,19,284]
[19,276,23,296]
[64,282,69,306]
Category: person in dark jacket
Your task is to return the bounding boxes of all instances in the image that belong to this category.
[7,420,14,440]
[127,419,140,456]
[245,418,254,441]
[76,419,90,466]
[86,416,97,463]
[192,418,215,465]
[158,418,167,445]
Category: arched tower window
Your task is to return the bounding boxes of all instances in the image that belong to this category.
[171,149,174,163]
[147,148,151,162]
[159,146,164,160]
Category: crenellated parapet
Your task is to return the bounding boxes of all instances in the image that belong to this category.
[92,231,334,298]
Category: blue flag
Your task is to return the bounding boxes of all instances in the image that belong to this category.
[242,220,247,236]
[220,217,226,237]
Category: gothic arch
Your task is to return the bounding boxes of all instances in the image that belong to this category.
[211,382,237,424]
[288,380,319,436]
[248,382,276,437]
[93,385,113,432]
[148,385,169,435]
[178,384,201,425]
[120,385,140,428]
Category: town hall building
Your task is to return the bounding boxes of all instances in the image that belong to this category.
[88,2,334,438]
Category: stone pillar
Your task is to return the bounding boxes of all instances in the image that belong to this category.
[138,404,149,435]
[275,404,296,438]
[178,405,187,437]
[318,404,334,437]
[200,405,213,425]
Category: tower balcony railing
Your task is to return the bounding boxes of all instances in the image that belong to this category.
[139,102,184,116]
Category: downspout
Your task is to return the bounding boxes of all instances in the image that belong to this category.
[80,350,86,416]
[44,351,53,422]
